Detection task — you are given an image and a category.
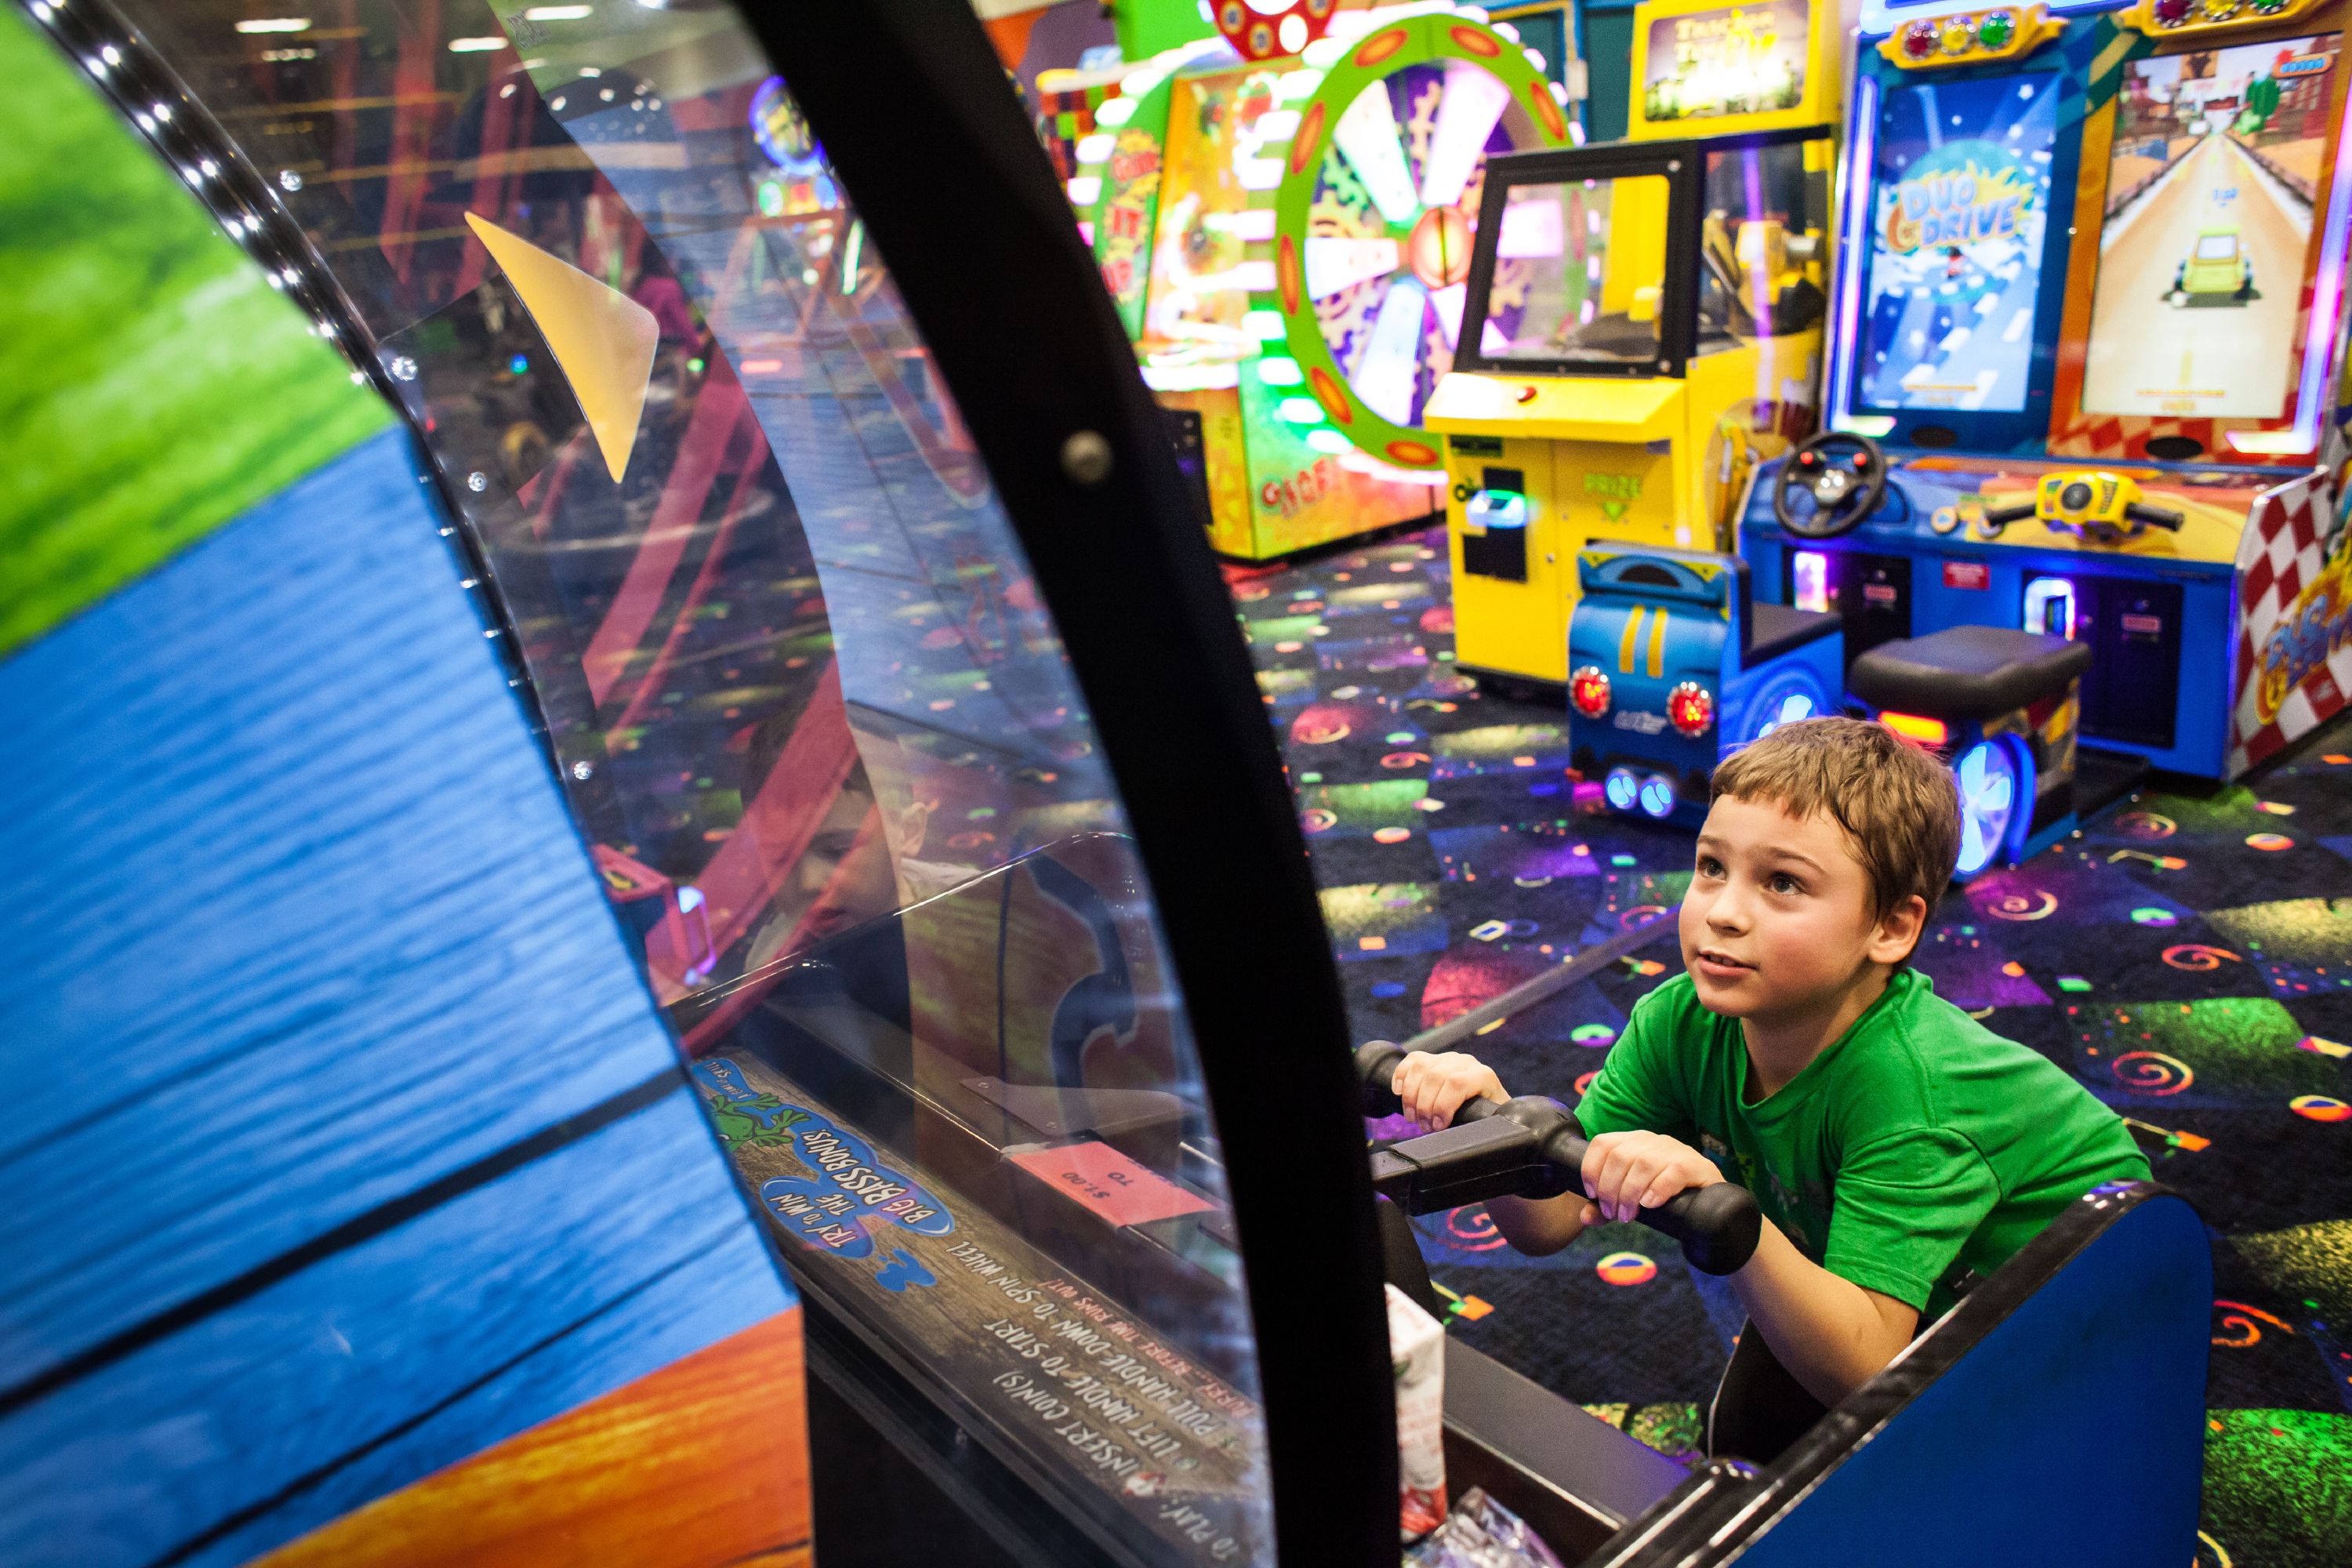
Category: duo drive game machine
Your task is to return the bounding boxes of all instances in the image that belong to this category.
[1739,0,2352,842]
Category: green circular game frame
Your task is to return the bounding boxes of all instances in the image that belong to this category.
[1261,16,1571,472]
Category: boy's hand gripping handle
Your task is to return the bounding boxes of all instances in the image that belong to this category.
[1356,1041,1762,1276]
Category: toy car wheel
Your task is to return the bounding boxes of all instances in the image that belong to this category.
[1953,737,2024,877]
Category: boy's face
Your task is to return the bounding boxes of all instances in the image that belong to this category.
[1680,794,1920,1022]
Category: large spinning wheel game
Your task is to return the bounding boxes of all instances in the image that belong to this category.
[1262,18,1572,473]
[1058,7,1575,557]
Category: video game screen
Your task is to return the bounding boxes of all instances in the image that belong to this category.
[2081,37,2339,419]
[1854,71,2062,413]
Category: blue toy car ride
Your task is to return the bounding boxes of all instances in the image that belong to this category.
[1567,543,1845,824]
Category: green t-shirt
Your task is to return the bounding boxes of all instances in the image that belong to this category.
[1575,968,2151,1320]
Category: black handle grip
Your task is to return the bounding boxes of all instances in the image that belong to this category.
[1355,1043,1763,1275]
[1358,1040,1410,1117]
[1982,501,2038,525]
[2125,502,2184,531]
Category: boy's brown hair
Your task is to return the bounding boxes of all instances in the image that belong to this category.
[1710,716,1962,925]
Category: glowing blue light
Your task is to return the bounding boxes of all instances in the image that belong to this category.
[1759,691,1815,737]
[1605,768,1639,811]
[1953,742,2018,875]
[509,354,528,375]
[1638,775,1677,819]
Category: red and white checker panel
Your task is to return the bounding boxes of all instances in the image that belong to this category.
[2229,466,2349,775]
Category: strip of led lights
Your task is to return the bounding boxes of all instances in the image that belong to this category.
[10,0,553,734]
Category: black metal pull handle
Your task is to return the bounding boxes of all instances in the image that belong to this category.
[1357,1043,1762,1276]
[1981,501,2038,525]
[2125,502,2184,531]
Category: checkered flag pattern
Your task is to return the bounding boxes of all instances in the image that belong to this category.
[2229,470,2347,773]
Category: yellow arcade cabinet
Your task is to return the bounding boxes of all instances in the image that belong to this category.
[1426,0,1846,688]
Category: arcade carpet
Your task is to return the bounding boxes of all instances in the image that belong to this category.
[1227,526,2352,1568]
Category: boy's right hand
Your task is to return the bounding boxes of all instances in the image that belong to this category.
[1389,1051,1508,1134]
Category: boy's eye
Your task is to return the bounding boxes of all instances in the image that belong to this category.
[1696,855,1724,878]
[1768,873,1803,896]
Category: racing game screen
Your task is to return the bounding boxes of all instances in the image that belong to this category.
[2081,37,2339,419]
[1856,72,2061,413]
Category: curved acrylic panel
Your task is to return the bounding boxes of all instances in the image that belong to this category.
[101,5,1278,1563]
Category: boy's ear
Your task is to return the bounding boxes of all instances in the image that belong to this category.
[1868,892,1930,967]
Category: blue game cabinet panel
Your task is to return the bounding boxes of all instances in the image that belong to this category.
[0,1093,779,1568]
[0,427,793,1565]
[0,428,756,1382]
[1727,1192,2209,1568]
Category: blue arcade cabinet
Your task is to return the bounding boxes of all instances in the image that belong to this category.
[1739,0,2352,787]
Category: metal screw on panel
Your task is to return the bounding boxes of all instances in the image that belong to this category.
[1657,360,1671,372]
[571,760,593,781]
[466,471,488,492]
[388,354,419,381]
[278,169,303,191]
[1060,430,1114,486]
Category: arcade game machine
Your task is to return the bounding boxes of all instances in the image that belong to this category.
[1740,0,2352,787]
[1058,2,1582,558]
[1425,0,1846,689]
[64,0,2216,1560]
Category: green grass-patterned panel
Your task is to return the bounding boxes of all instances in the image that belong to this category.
[0,7,390,657]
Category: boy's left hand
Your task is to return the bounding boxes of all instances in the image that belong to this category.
[1581,1131,1723,1225]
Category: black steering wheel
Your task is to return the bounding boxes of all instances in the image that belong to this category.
[1773,430,1889,539]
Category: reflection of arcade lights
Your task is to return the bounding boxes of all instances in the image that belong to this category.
[2024,576,2077,640]
[1791,550,1832,614]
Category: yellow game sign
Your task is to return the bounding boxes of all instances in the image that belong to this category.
[1641,0,1811,123]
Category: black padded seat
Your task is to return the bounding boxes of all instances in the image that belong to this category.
[1847,625,2092,720]
[1746,600,1842,666]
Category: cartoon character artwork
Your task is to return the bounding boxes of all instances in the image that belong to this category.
[2252,523,2352,728]
[692,1059,956,1271]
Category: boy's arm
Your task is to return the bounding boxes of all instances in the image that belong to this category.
[1733,1225,1921,1405]
[1388,1051,1595,1256]
[1581,1132,1921,1402]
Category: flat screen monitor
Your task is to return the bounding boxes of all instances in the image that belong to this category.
[1845,67,2075,445]
[2078,36,2339,421]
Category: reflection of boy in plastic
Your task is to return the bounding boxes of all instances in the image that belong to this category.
[729,708,981,978]
[734,763,892,975]
[850,720,974,908]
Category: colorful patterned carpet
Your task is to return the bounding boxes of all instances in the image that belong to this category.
[1227,525,2352,1568]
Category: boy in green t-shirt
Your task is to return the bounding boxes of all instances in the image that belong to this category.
[1391,717,2149,1461]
